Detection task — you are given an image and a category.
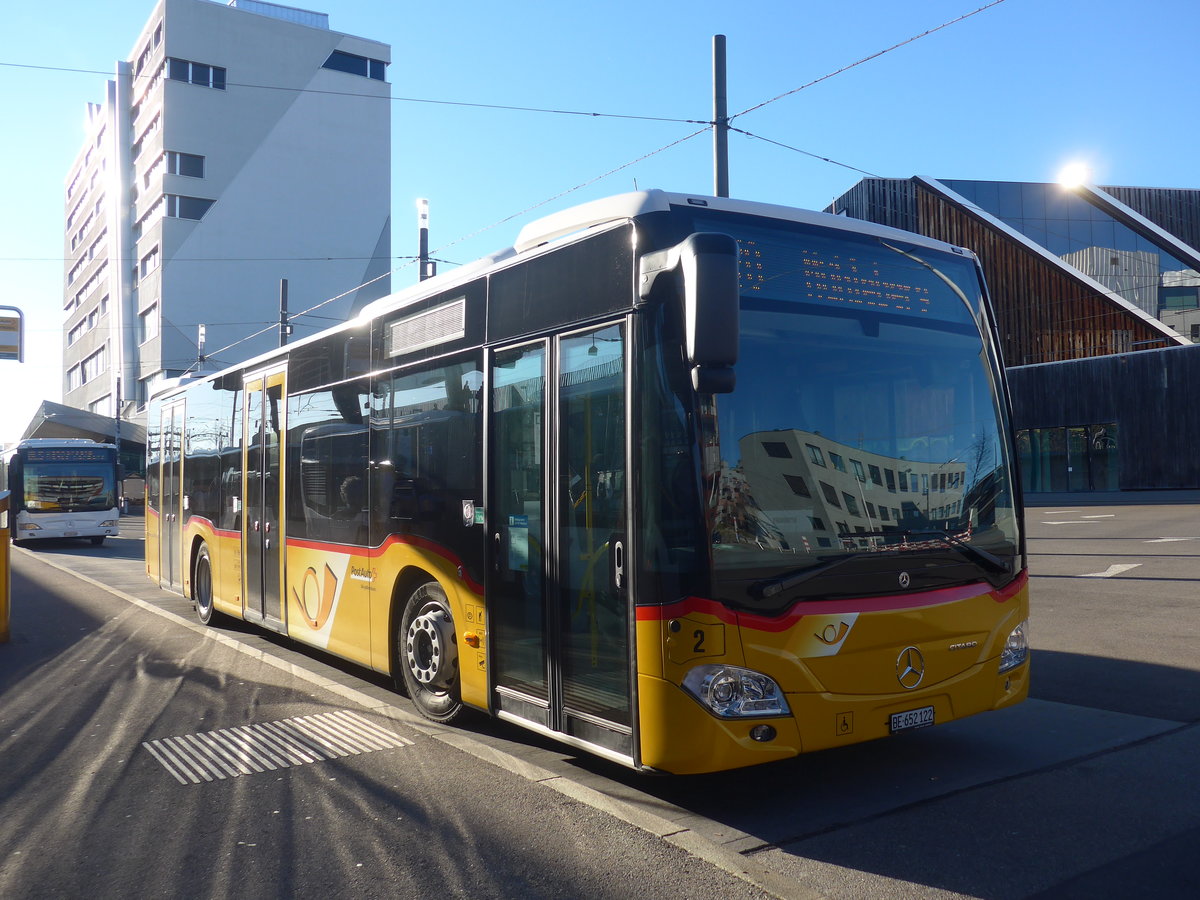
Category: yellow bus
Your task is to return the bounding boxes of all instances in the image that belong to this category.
[145,190,1029,774]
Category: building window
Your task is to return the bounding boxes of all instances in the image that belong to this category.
[167,58,226,90]
[165,194,214,220]
[1016,424,1119,493]
[166,151,204,178]
[80,345,107,385]
[820,481,840,508]
[806,444,826,467]
[322,50,386,81]
[782,474,810,497]
[138,304,159,344]
[829,452,846,472]
[761,441,791,459]
[842,492,860,516]
[140,245,161,278]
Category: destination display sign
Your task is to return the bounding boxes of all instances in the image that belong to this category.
[25,447,112,464]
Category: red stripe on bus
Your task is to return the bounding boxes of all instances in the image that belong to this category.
[286,533,484,595]
[637,570,1028,632]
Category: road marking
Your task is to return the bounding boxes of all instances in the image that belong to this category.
[1078,563,1142,578]
[1043,510,1081,515]
[1081,514,1116,519]
[1145,537,1200,543]
[142,710,413,784]
[1043,520,1101,525]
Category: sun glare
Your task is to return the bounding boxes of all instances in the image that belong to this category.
[1057,162,1091,189]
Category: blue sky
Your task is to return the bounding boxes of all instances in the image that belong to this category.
[1,0,1195,443]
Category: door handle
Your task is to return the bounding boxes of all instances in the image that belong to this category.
[254,520,261,532]
[613,539,625,592]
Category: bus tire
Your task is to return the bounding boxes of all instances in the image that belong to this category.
[193,543,218,626]
[396,579,462,723]
[90,536,105,546]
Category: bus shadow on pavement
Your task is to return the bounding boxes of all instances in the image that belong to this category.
[580,650,1200,899]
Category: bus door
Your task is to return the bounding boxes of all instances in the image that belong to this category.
[488,322,631,761]
[242,367,287,632]
[159,401,185,591]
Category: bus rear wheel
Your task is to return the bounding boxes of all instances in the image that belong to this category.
[193,543,217,625]
[397,580,462,723]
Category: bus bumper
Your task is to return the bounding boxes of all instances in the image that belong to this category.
[638,657,1029,775]
[15,518,119,541]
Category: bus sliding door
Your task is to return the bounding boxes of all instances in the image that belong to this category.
[488,322,632,761]
[242,367,287,632]
[159,401,184,592]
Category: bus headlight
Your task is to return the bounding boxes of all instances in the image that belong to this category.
[99,520,118,527]
[998,619,1029,673]
[18,523,42,532]
[682,665,791,718]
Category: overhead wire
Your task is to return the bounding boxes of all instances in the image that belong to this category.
[0,60,702,125]
[729,0,1010,122]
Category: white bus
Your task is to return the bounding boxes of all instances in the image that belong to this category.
[1,439,120,545]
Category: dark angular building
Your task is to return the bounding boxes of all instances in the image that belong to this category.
[828,179,1200,492]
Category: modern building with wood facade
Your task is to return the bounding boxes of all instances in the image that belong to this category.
[828,179,1200,492]
[827,178,1195,366]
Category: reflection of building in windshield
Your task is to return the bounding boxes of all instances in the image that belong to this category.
[712,430,970,551]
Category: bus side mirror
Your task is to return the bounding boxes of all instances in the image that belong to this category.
[639,232,739,393]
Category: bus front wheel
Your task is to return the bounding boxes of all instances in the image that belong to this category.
[193,544,217,625]
[396,580,462,723]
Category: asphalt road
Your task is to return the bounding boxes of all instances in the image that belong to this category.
[2,503,1198,899]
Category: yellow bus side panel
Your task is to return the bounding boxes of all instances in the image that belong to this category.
[280,537,489,712]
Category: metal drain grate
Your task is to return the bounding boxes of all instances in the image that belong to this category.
[142,710,414,784]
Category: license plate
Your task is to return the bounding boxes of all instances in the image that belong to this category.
[890,705,935,733]
[63,531,78,537]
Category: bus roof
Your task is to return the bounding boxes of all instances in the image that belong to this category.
[511,189,979,259]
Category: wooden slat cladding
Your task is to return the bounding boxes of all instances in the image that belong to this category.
[913,185,1171,366]
[1103,186,1200,253]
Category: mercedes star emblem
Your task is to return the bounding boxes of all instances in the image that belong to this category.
[896,646,925,690]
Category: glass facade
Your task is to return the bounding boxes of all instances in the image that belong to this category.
[1016,424,1118,493]
[942,180,1200,318]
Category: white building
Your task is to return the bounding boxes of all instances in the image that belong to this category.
[61,0,391,427]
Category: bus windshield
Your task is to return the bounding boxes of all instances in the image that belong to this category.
[697,215,1021,608]
[23,461,117,513]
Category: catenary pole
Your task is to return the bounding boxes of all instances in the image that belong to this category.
[713,34,729,198]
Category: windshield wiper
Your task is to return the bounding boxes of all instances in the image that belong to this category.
[751,531,1012,600]
[751,553,868,599]
[846,529,1012,575]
